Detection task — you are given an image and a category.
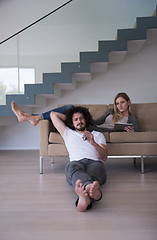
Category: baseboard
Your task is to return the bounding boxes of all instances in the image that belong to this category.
[0,147,39,150]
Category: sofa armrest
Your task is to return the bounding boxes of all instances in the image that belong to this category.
[39,120,55,157]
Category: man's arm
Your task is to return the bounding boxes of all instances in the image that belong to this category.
[92,143,107,162]
[50,111,66,136]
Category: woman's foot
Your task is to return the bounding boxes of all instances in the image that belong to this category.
[75,179,90,212]
[86,181,102,201]
[11,101,41,126]
[11,101,29,123]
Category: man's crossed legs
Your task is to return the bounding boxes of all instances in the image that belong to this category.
[65,159,107,212]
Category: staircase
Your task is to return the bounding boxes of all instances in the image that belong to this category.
[0,7,157,120]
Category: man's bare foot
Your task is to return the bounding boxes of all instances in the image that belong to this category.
[11,101,41,126]
[75,179,90,212]
[86,181,102,201]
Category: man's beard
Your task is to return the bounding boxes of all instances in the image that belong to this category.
[75,124,86,131]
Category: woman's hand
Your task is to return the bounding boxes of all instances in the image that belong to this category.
[124,126,134,132]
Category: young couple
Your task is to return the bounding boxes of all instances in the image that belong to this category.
[11,92,139,211]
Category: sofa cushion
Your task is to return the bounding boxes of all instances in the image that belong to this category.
[49,131,110,144]
[49,132,64,144]
[102,132,110,143]
[48,144,68,156]
[110,131,157,143]
[107,143,157,156]
[49,132,110,144]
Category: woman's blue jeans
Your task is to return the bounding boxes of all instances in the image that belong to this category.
[35,104,73,121]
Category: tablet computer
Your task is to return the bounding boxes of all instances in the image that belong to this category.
[114,123,133,131]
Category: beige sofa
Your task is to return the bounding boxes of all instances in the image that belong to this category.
[39,103,157,174]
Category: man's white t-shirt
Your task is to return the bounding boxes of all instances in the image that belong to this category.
[63,127,106,162]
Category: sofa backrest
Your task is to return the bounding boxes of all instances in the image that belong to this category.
[83,104,108,120]
[60,103,157,132]
[131,103,157,132]
[58,104,108,120]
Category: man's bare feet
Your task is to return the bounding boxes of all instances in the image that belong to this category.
[75,179,90,212]
[11,101,41,126]
[86,181,102,201]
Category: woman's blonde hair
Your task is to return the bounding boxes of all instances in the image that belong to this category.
[112,92,131,124]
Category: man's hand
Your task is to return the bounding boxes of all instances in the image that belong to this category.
[83,131,107,161]
[82,131,95,145]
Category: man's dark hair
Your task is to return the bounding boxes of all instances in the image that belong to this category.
[65,106,92,130]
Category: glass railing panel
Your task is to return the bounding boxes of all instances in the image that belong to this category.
[0,35,36,104]
[18,0,125,85]
[125,0,157,28]
[19,68,35,93]
[0,0,157,105]
[0,37,18,105]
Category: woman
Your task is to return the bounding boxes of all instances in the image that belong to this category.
[11,92,139,132]
[90,92,140,132]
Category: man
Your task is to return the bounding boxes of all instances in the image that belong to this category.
[50,106,107,212]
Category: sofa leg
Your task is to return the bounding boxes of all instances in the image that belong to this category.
[40,156,43,174]
[50,157,54,165]
[141,156,144,174]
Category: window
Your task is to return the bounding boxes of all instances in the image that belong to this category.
[0,68,35,105]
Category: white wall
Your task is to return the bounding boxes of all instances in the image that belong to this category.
[0,40,157,150]
[0,0,71,43]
